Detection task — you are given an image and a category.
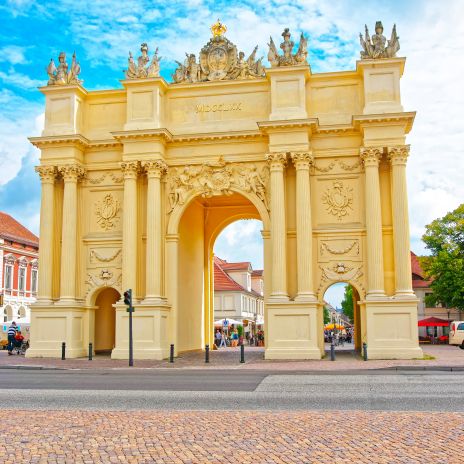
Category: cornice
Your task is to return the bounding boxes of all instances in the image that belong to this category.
[28,134,89,149]
[120,77,169,92]
[171,130,264,143]
[257,118,318,133]
[111,128,173,143]
[38,84,88,98]
[87,139,122,149]
[352,112,416,133]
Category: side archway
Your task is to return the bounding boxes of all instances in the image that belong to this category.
[92,287,120,353]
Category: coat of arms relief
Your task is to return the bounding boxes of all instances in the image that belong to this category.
[166,157,269,212]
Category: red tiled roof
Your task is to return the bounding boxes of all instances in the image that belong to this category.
[252,270,263,277]
[411,251,432,288]
[220,261,251,271]
[213,256,245,291]
[0,212,39,247]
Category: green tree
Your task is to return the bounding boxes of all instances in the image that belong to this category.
[323,306,331,324]
[421,204,464,312]
[341,285,354,322]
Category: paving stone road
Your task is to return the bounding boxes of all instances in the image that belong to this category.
[0,409,462,463]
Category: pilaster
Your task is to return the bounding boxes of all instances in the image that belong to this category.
[141,160,168,304]
[121,161,140,297]
[57,163,85,303]
[35,165,58,303]
[360,147,386,298]
[266,152,288,301]
[290,151,316,301]
[388,145,415,297]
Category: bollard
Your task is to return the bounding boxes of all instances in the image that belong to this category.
[205,344,210,363]
[170,344,174,363]
[330,341,335,361]
[88,343,93,361]
[363,342,368,361]
[240,344,245,363]
[61,342,66,360]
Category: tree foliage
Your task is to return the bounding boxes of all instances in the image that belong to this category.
[421,204,464,311]
[341,285,354,322]
[323,306,331,325]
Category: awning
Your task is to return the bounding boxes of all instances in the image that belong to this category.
[214,318,243,327]
[418,317,449,327]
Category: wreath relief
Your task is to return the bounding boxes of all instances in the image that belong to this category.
[322,181,353,220]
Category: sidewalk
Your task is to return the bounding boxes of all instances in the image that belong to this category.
[1,344,463,371]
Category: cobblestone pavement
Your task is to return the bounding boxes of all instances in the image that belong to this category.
[1,344,463,371]
[0,409,462,463]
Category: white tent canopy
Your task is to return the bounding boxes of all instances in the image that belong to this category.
[214,318,243,326]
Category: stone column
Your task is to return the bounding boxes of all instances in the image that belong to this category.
[142,160,167,303]
[291,152,315,300]
[266,153,288,300]
[360,147,385,298]
[121,161,140,295]
[388,145,414,296]
[35,166,57,302]
[58,164,85,302]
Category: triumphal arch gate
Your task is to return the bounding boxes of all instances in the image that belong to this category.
[29,21,422,359]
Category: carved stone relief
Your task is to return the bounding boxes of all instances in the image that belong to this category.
[166,157,269,212]
[83,172,124,185]
[322,181,354,220]
[313,158,362,174]
[320,240,359,256]
[85,269,122,298]
[89,248,122,266]
[94,194,121,231]
[317,262,365,297]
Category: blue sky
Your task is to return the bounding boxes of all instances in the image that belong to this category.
[1,0,463,307]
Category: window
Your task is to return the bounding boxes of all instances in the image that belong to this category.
[4,265,13,290]
[457,323,464,331]
[31,269,38,293]
[18,267,26,292]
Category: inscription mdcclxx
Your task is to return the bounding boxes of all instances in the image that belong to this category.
[195,102,243,113]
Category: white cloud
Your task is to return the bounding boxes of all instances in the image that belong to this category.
[0,45,29,64]
[0,69,43,90]
[0,90,42,185]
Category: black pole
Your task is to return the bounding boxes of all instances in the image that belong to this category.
[205,344,210,363]
[363,342,368,361]
[61,342,66,360]
[170,344,174,363]
[129,306,134,367]
[330,340,335,361]
[88,342,93,361]
[240,344,245,363]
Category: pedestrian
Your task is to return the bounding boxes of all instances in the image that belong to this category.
[215,329,221,348]
[7,321,17,356]
[219,331,227,348]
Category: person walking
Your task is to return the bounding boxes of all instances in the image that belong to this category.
[7,321,17,356]
[219,331,227,348]
[215,329,222,348]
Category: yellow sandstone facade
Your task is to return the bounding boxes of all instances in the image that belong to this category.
[28,22,422,360]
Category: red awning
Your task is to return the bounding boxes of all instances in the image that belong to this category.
[418,317,450,327]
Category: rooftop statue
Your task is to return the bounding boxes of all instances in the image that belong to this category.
[267,28,308,67]
[46,51,82,85]
[172,19,265,83]
[125,43,161,79]
[359,21,400,59]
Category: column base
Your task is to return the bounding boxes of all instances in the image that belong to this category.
[294,293,317,303]
[113,302,171,360]
[265,300,321,360]
[363,297,423,360]
[365,291,387,300]
[268,293,290,303]
[26,302,90,359]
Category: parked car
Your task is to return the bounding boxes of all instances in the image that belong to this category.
[449,321,464,349]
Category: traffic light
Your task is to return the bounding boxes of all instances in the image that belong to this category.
[123,289,133,312]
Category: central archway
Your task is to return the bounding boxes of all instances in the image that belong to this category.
[171,189,270,354]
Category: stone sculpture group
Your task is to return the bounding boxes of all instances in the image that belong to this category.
[45,20,400,85]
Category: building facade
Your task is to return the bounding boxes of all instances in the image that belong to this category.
[28,21,422,360]
[0,212,39,324]
[213,256,264,326]
[411,252,461,336]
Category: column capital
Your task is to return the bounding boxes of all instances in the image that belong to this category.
[142,160,168,179]
[387,145,410,166]
[58,164,85,182]
[35,165,57,183]
[120,161,141,179]
[265,152,287,169]
[360,146,383,168]
[290,151,314,169]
